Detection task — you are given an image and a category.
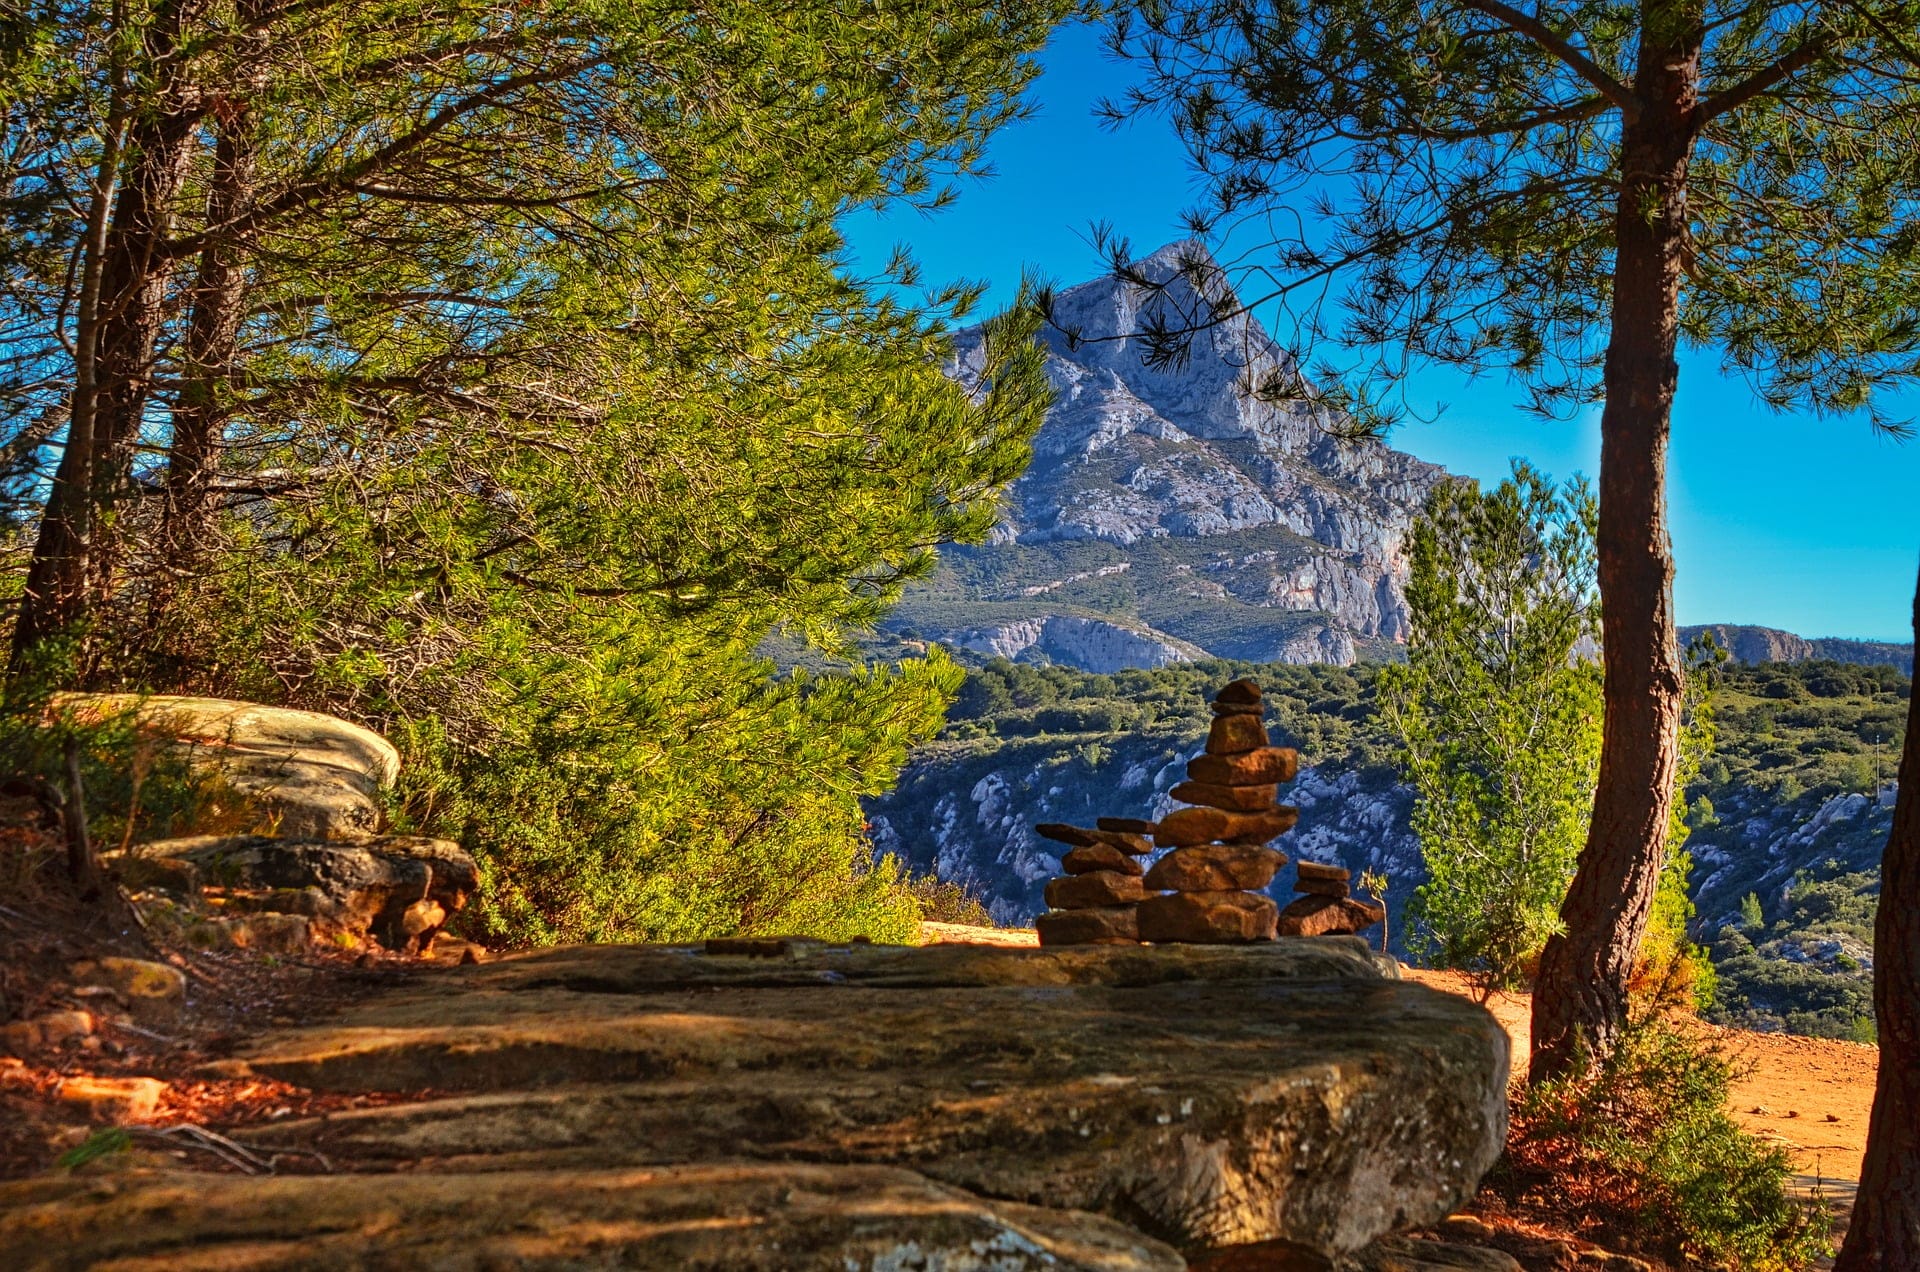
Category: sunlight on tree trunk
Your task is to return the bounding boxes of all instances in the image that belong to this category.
[1834,559,1920,1271]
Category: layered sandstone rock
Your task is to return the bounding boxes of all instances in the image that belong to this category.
[0,940,1508,1263]
[119,833,477,953]
[0,1163,1185,1271]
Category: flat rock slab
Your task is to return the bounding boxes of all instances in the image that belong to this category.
[0,1162,1183,1271]
[219,939,1506,1256]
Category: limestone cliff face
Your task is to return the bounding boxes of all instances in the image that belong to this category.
[892,243,1450,669]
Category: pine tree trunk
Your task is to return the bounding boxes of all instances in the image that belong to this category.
[9,2,196,678]
[1529,20,1700,1083]
[150,112,258,659]
[1833,562,1920,1271]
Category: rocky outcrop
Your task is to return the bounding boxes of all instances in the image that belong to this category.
[118,834,478,953]
[1678,625,1914,673]
[47,695,483,958]
[58,694,399,839]
[896,242,1451,670]
[3,938,1510,1264]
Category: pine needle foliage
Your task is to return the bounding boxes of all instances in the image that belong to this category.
[1380,462,1602,990]
[2,0,1074,940]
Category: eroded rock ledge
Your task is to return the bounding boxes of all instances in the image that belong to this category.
[0,938,1508,1268]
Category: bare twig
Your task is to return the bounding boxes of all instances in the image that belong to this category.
[132,1124,272,1174]
[62,737,103,899]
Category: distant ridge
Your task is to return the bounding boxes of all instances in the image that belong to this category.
[1680,624,1913,673]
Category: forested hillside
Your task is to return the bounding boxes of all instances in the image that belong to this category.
[866,656,1905,1038]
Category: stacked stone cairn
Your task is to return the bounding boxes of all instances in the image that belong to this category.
[1135,678,1299,943]
[1031,677,1385,947]
[1031,678,1303,946]
[1030,820,1152,946]
[1276,860,1386,938]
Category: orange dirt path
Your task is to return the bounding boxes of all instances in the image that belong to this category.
[917,926,1877,1182]
[1402,968,1875,1182]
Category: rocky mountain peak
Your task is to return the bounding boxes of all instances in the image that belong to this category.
[897,245,1451,669]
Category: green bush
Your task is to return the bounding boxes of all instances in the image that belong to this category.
[0,682,234,852]
[904,872,995,927]
[389,651,951,947]
[1509,1012,1830,1270]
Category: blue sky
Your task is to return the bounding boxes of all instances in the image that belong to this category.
[843,23,1920,643]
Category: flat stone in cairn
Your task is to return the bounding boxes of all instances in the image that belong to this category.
[1154,806,1298,849]
[1167,780,1278,812]
[1215,678,1262,706]
[1035,906,1140,946]
[1294,877,1351,898]
[1278,895,1387,939]
[1144,844,1287,892]
[1296,861,1351,883]
[1096,817,1159,835]
[1038,824,1151,855]
[1046,872,1147,910]
[1061,844,1145,877]
[1186,747,1299,787]
[1139,890,1279,943]
[1204,712,1268,756]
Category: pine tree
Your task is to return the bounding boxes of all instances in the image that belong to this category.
[1098,0,1920,1079]
[2,0,1073,672]
[2,1,1073,935]
[1380,462,1601,992]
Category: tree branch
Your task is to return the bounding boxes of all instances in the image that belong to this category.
[1458,0,1639,121]
[253,291,515,317]
[1693,29,1838,124]
[163,57,607,259]
[1833,0,1920,77]
[1410,94,1612,141]
[342,176,658,208]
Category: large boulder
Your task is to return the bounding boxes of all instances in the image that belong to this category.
[224,938,1506,1257]
[59,694,399,839]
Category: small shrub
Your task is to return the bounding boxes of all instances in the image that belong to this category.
[1506,1011,1831,1271]
[0,686,234,856]
[904,871,994,927]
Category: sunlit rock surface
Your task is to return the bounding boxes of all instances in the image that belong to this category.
[0,939,1508,1266]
